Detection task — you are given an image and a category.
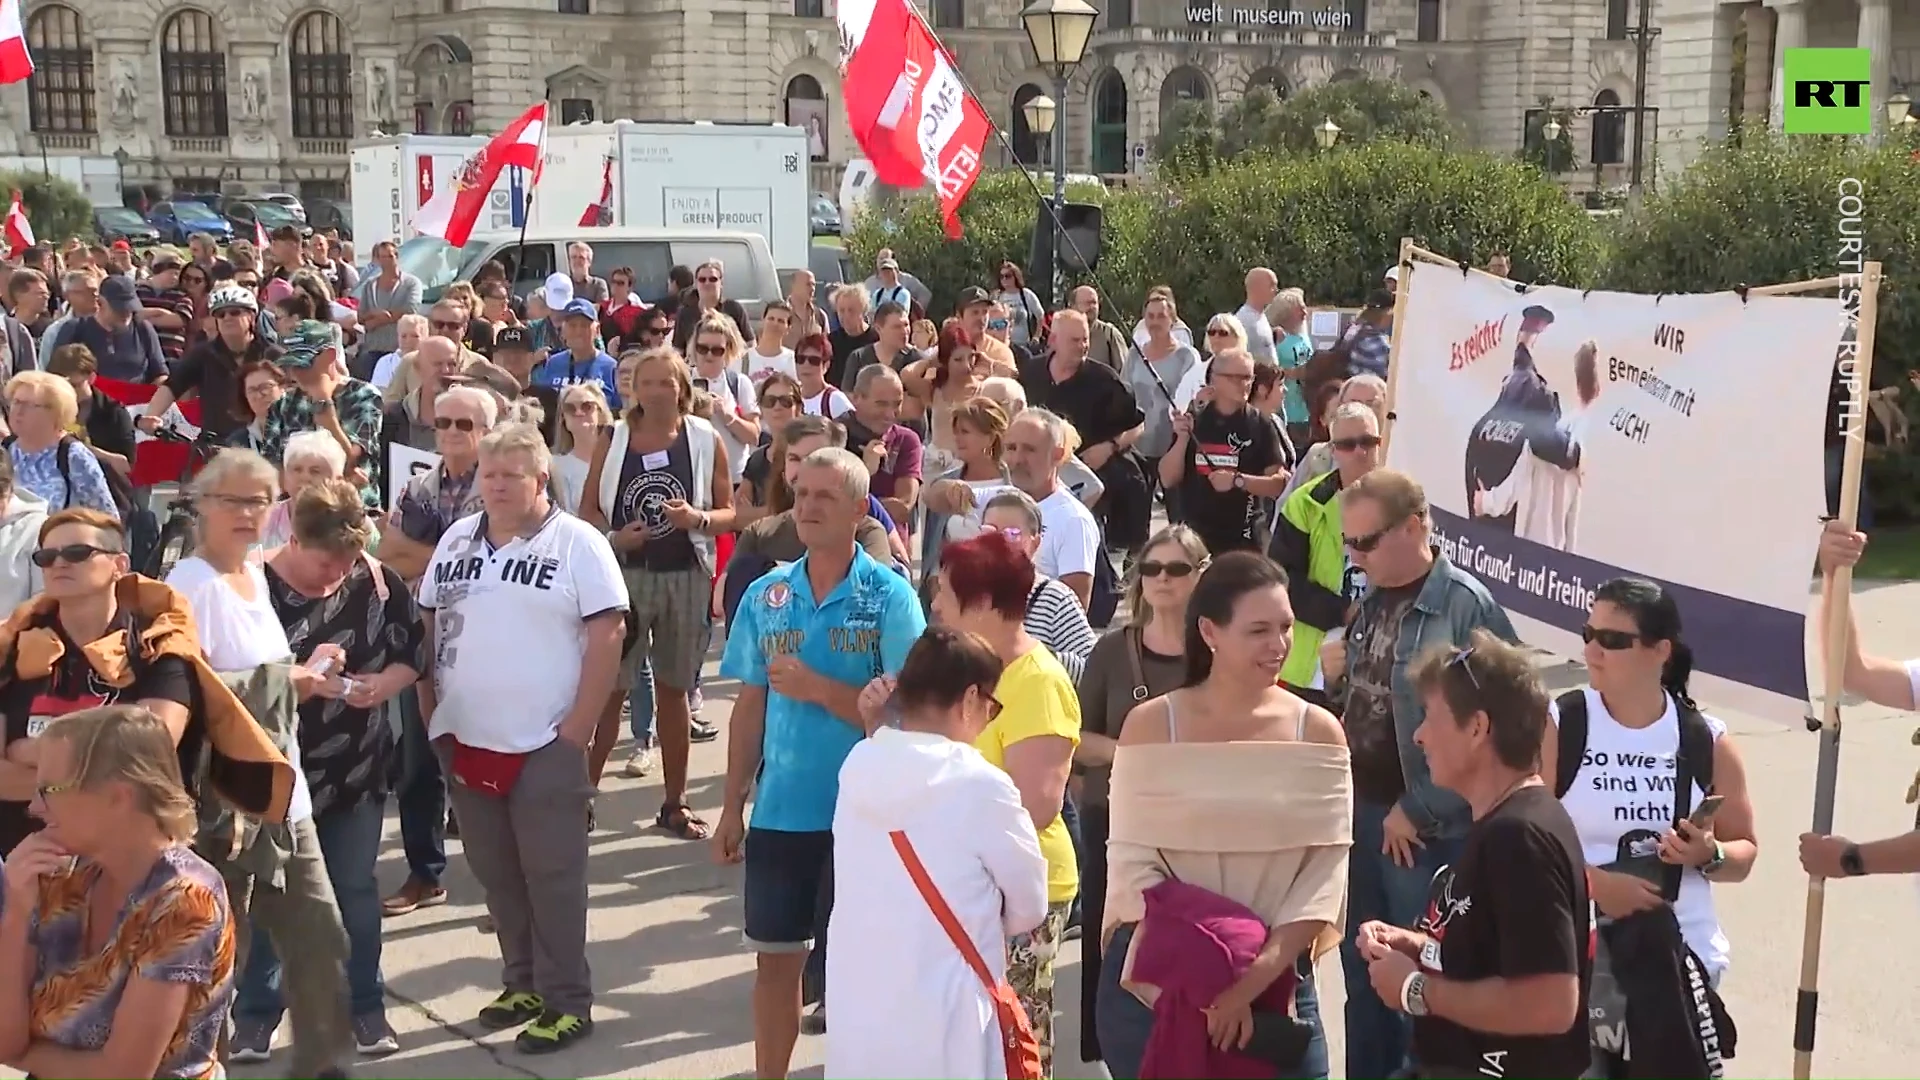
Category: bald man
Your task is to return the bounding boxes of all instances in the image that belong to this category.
[1068,285,1129,371]
[1238,267,1279,362]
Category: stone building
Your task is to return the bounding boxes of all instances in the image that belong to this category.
[0,0,1912,206]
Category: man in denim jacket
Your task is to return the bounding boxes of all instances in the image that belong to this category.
[1323,467,1518,1080]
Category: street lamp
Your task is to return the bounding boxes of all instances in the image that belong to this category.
[112,147,129,205]
[1542,116,1562,174]
[1022,93,1057,169]
[1314,117,1341,150]
[1888,92,1912,128]
[1021,0,1099,308]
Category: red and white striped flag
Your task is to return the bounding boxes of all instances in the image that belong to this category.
[254,214,269,252]
[0,0,34,86]
[416,101,548,247]
[578,151,615,227]
[3,190,32,257]
[838,0,989,238]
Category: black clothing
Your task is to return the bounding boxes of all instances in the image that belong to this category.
[1341,571,1428,805]
[828,325,878,389]
[170,333,282,442]
[611,425,699,572]
[742,442,773,507]
[464,317,497,359]
[672,298,752,354]
[1178,404,1281,555]
[1463,344,1579,531]
[1019,354,1145,452]
[1598,908,1735,1078]
[0,611,196,855]
[1413,786,1592,1080]
[76,386,138,465]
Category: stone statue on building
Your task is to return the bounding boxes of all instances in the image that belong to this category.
[369,61,394,124]
[111,60,139,128]
[242,70,268,121]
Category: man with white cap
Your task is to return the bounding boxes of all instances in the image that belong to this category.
[1384,263,1401,293]
[868,256,912,313]
[526,273,576,360]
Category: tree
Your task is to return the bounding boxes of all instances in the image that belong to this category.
[1519,96,1577,175]
[1152,99,1218,176]
[1222,77,1458,158]
[0,170,93,246]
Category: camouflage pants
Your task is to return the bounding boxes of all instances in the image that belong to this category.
[1007,900,1072,1079]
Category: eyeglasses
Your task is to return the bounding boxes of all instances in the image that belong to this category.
[1138,559,1197,579]
[1331,435,1383,452]
[35,779,79,801]
[31,543,114,568]
[1445,647,1483,691]
[434,416,478,431]
[982,525,1024,541]
[696,275,721,285]
[203,493,273,512]
[796,354,827,367]
[431,320,465,332]
[563,401,599,415]
[234,278,260,288]
[1343,520,1399,553]
[1581,625,1643,651]
[643,324,669,336]
[693,343,728,357]
[245,380,285,396]
[762,394,798,409]
[1211,369,1254,384]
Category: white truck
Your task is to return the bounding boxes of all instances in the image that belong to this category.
[349,121,811,268]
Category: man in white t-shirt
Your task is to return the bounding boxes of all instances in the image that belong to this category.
[1236,267,1279,362]
[744,300,797,383]
[1802,521,1920,884]
[417,422,628,1054]
[1004,408,1099,609]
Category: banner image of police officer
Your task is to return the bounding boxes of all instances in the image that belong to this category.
[1462,306,1587,548]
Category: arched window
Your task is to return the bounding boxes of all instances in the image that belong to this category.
[1607,0,1628,39]
[1159,66,1209,128]
[289,12,352,140]
[1011,83,1046,166]
[1592,89,1626,165]
[784,74,829,161]
[160,9,228,138]
[25,5,95,134]
[1091,69,1128,174]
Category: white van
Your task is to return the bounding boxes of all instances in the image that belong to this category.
[395,226,783,319]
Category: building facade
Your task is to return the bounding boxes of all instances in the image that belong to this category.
[0,0,1910,207]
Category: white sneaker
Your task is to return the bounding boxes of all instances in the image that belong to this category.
[623,744,657,778]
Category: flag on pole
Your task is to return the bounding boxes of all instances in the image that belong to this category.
[0,0,34,86]
[3,191,32,257]
[578,152,615,227]
[415,101,549,248]
[838,0,989,238]
[254,214,269,252]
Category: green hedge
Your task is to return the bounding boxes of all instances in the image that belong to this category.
[0,170,94,246]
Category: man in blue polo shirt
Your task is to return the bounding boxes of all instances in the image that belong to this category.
[715,445,924,1080]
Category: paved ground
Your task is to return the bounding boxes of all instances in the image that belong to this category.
[186,579,1920,1079]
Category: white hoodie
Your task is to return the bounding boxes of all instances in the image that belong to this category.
[825,727,1049,1080]
[0,490,47,613]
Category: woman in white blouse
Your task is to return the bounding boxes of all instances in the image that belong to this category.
[830,626,1048,1079]
[552,383,613,515]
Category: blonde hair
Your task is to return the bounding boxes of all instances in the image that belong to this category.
[1205,312,1248,351]
[396,312,429,339]
[950,395,1009,459]
[478,422,553,477]
[625,346,694,420]
[555,382,613,454]
[1127,524,1210,627]
[691,310,747,366]
[1341,467,1430,523]
[1267,287,1307,322]
[6,370,78,428]
[191,447,279,501]
[44,705,197,842]
[291,478,376,556]
[830,283,871,314]
[443,280,479,313]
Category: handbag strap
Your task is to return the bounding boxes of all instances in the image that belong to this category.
[1124,626,1150,702]
[890,830,996,991]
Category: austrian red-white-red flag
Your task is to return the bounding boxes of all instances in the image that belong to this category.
[838,0,989,239]
[578,151,615,227]
[254,215,269,252]
[0,0,33,86]
[415,101,549,247]
[3,191,32,257]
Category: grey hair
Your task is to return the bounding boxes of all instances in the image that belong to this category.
[1012,406,1077,453]
[1341,373,1388,400]
[396,312,429,336]
[435,385,499,428]
[191,447,280,500]
[1267,287,1306,321]
[60,270,96,293]
[982,489,1043,533]
[830,283,871,313]
[978,375,1026,414]
[1330,401,1380,430]
[798,446,870,504]
[478,422,553,475]
[852,363,901,396]
[567,240,594,258]
[282,430,347,475]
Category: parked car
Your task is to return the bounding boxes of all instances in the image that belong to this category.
[306,197,352,239]
[226,199,312,240]
[259,193,308,222]
[148,200,234,245]
[809,192,842,237]
[94,206,161,246]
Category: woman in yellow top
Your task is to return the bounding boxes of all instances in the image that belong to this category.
[931,529,1081,1078]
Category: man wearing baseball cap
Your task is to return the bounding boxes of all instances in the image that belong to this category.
[260,320,387,510]
[954,285,1018,373]
[536,298,621,408]
[491,325,562,443]
[44,273,167,383]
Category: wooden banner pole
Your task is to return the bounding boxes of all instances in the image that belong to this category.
[1378,236,1416,459]
[1793,260,1881,1080]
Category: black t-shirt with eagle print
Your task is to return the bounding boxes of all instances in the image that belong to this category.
[1178,403,1282,556]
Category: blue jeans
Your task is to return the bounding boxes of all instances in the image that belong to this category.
[235,799,388,1022]
[1097,922,1329,1079]
[1340,799,1464,1080]
[628,656,657,745]
[394,690,446,887]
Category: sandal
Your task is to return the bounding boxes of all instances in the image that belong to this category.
[655,802,711,840]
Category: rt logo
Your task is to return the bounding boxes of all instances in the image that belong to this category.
[1783,48,1872,134]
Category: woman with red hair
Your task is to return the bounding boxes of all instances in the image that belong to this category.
[930,529,1081,1075]
[901,323,988,475]
[791,332,852,420]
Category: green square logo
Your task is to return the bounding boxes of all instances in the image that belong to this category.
[1783,48,1872,134]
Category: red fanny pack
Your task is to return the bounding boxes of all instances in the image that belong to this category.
[440,736,531,797]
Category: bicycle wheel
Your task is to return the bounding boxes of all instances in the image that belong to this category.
[150,514,196,580]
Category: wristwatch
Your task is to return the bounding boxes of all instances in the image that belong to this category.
[1701,839,1728,876]
[1401,971,1431,1017]
[1232,474,1248,491]
[1840,842,1867,877]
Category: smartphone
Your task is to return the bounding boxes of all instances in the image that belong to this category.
[1687,794,1727,828]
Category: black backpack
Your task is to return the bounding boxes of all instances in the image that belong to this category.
[1553,688,1716,811]
[3,434,136,517]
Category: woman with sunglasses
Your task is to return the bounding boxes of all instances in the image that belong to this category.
[1071,523,1208,1065]
[1360,632,1589,1080]
[1538,579,1752,1014]
[1172,312,1252,412]
[1098,552,1348,1080]
[995,262,1044,347]
[901,324,989,477]
[792,332,853,420]
[1272,402,1380,694]
[598,267,645,350]
[177,262,213,348]
[732,372,803,528]
[553,383,614,515]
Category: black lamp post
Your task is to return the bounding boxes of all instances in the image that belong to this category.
[1020,0,1099,309]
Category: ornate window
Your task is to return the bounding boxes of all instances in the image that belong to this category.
[1592,89,1626,165]
[26,5,95,135]
[1090,70,1128,174]
[560,98,595,124]
[784,74,829,161]
[160,9,228,138]
[1011,84,1045,166]
[289,12,352,139]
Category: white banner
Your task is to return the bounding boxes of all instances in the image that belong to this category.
[1386,269,1845,723]
[386,443,441,511]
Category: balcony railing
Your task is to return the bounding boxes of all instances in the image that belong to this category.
[35,132,97,151]
[168,137,229,156]
[297,139,350,157]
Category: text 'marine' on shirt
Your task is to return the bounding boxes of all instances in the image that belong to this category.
[432,549,563,591]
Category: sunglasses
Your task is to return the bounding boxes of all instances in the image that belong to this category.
[1331,435,1383,452]
[643,324,669,336]
[762,394,798,409]
[1343,521,1398,553]
[1581,625,1643,651]
[796,354,826,367]
[31,543,113,568]
[1206,327,1236,337]
[694,343,728,357]
[434,416,478,431]
[1445,646,1483,690]
[563,401,599,415]
[988,318,1010,331]
[432,320,466,332]
[1138,559,1197,578]
[697,275,721,285]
